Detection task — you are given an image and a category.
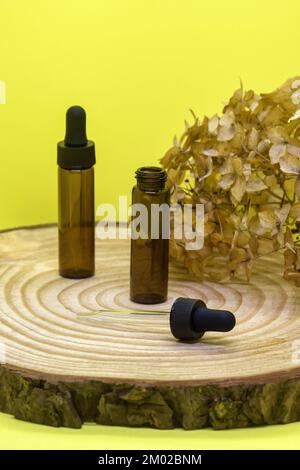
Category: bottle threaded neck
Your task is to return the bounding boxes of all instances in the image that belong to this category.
[136,166,167,192]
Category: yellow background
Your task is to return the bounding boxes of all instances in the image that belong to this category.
[0,0,300,449]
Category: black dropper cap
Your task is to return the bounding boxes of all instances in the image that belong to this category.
[170,297,236,341]
[57,106,95,170]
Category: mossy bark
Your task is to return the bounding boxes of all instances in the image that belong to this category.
[1,367,300,430]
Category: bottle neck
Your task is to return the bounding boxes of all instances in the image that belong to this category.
[136,166,167,192]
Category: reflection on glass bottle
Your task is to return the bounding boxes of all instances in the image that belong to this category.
[130,167,170,304]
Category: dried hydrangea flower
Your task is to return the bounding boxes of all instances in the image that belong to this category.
[161,77,300,284]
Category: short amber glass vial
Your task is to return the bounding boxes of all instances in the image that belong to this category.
[130,166,170,304]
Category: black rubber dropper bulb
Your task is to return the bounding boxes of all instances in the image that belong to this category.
[170,297,236,341]
[65,106,88,147]
[57,105,95,171]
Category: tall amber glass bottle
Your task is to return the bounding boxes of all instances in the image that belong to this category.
[130,167,170,304]
[57,106,96,278]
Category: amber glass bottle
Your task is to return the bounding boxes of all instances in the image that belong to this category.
[130,167,170,304]
[57,106,96,278]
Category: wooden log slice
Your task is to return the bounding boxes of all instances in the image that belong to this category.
[0,225,300,430]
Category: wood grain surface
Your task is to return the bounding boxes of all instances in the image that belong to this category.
[0,225,300,430]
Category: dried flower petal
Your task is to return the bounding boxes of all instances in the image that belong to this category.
[231,176,246,202]
[208,115,219,134]
[246,175,267,192]
[279,153,300,174]
[275,204,290,225]
[289,109,300,121]
[220,112,234,127]
[258,210,278,231]
[202,148,219,157]
[287,144,300,157]
[218,124,236,142]
[219,173,235,190]
[292,89,300,105]
[292,79,300,90]
[269,143,286,164]
[248,128,259,150]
